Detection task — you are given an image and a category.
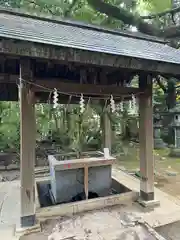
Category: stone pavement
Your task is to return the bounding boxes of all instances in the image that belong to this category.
[1,169,180,239]
[0,180,20,226]
[112,167,180,227]
[0,225,17,240]
[2,169,180,229]
[22,207,165,240]
[0,180,20,239]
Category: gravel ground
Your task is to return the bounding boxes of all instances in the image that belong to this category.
[20,205,163,240]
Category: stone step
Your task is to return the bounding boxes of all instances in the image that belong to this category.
[0,224,17,240]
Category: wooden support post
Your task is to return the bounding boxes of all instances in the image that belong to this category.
[19,59,36,227]
[84,165,89,200]
[139,74,154,201]
[103,107,112,153]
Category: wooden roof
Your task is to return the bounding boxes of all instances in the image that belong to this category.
[0,8,179,65]
[0,8,180,102]
[0,7,180,76]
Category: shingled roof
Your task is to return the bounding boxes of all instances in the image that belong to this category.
[0,7,180,65]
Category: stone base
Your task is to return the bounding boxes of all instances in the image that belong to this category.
[50,164,112,203]
[138,199,160,208]
[140,191,154,201]
[20,215,36,227]
[154,138,166,149]
[15,223,41,239]
[169,148,180,158]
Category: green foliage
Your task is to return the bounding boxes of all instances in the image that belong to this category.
[0,102,20,151]
[0,0,177,158]
[137,0,172,13]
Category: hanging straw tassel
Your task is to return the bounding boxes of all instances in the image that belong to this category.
[110,95,115,113]
[53,88,59,109]
[79,94,85,113]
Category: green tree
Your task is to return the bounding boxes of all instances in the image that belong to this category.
[1,0,180,158]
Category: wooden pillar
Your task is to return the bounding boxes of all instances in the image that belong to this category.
[139,74,154,201]
[19,59,36,227]
[103,107,112,153]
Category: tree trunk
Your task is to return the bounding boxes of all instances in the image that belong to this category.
[173,0,180,24]
[166,78,176,110]
[87,0,180,38]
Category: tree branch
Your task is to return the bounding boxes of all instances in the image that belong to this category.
[163,25,180,38]
[64,0,79,17]
[87,0,180,38]
[87,0,160,36]
[141,6,180,20]
[25,0,55,15]
[156,76,167,93]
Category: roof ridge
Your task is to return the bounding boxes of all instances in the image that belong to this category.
[0,6,167,44]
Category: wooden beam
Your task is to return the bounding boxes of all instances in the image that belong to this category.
[139,74,154,202]
[19,59,36,227]
[1,39,180,76]
[36,191,139,219]
[0,73,18,83]
[0,74,140,96]
[84,166,89,200]
[102,107,112,153]
[33,80,139,96]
